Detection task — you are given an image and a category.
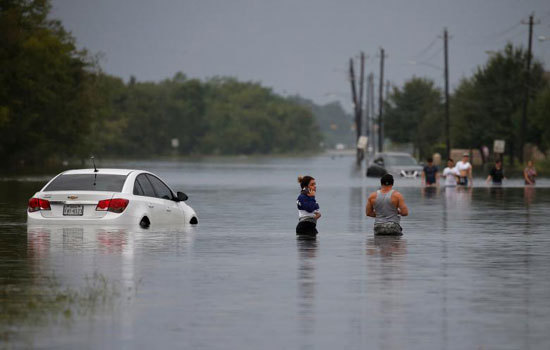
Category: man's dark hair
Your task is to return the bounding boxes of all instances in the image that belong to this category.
[448,158,454,162]
[380,173,394,186]
[427,157,433,163]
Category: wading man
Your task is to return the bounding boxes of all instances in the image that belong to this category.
[366,174,409,235]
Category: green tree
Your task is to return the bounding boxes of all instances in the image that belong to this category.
[164,75,207,154]
[384,77,443,158]
[0,0,95,165]
[451,44,545,163]
[529,85,550,153]
[199,78,320,155]
[290,96,354,148]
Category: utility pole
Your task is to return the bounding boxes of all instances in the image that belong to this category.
[443,28,451,160]
[349,58,359,164]
[520,14,536,163]
[357,52,366,164]
[370,74,375,151]
[349,57,358,121]
[349,54,366,165]
[378,48,385,153]
[365,73,372,154]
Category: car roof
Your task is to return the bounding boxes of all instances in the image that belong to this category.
[61,169,139,176]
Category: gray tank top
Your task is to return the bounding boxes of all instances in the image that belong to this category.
[374,190,400,224]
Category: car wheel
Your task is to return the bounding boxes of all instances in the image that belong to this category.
[139,217,150,228]
[189,216,198,225]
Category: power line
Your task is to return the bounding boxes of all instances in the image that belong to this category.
[538,10,550,21]
[413,36,439,59]
[463,22,523,46]
[423,47,444,64]
[485,22,523,41]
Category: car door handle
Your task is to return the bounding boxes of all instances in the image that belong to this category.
[148,204,154,208]
[166,208,172,212]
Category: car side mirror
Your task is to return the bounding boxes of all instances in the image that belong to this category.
[375,158,384,166]
[176,191,188,202]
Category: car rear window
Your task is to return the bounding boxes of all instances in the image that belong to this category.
[43,174,127,192]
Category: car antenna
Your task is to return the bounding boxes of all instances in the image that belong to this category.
[91,156,98,173]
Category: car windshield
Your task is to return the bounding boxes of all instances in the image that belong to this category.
[385,155,418,166]
[43,174,127,192]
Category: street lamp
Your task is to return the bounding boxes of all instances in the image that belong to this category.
[538,35,550,42]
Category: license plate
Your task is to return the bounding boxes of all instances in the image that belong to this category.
[63,204,84,216]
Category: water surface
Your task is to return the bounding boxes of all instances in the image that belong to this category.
[1,156,550,349]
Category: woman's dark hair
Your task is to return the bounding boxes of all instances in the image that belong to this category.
[298,175,314,190]
[427,157,433,163]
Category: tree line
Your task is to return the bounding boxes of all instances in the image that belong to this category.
[1,1,355,168]
[384,44,548,164]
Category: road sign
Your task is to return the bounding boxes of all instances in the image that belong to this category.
[171,138,179,148]
[357,136,368,150]
[493,140,505,154]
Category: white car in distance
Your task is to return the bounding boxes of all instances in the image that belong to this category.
[27,169,198,227]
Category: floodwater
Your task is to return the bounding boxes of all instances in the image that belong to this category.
[1,156,550,349]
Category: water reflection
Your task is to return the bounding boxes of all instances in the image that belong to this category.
[27,225,139,305]
[27,225,132,255]
[366,235,407,258]
[349,186,366,234]
[2,159,550,349]
[27,224,195,256]
[365,235,408,349]
[487,185,504,202]
[524,186,535,206]
[420,186,439,199]
[443,186,472,213]
[296,236,318,337]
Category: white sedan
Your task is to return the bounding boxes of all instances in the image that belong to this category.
[27,168,198,227]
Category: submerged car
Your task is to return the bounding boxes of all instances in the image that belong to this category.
[27,169,198,227]
[366,152,423,178]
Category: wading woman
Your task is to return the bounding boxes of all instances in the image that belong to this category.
[296,176,321,236]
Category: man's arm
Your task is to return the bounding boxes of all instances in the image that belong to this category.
[486,168,493,183]
[395,192,408,216]
[366,193,376,217]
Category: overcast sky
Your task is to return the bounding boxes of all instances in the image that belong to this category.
[51,0,550,110]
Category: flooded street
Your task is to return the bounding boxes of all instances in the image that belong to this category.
[2,156,550,349]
